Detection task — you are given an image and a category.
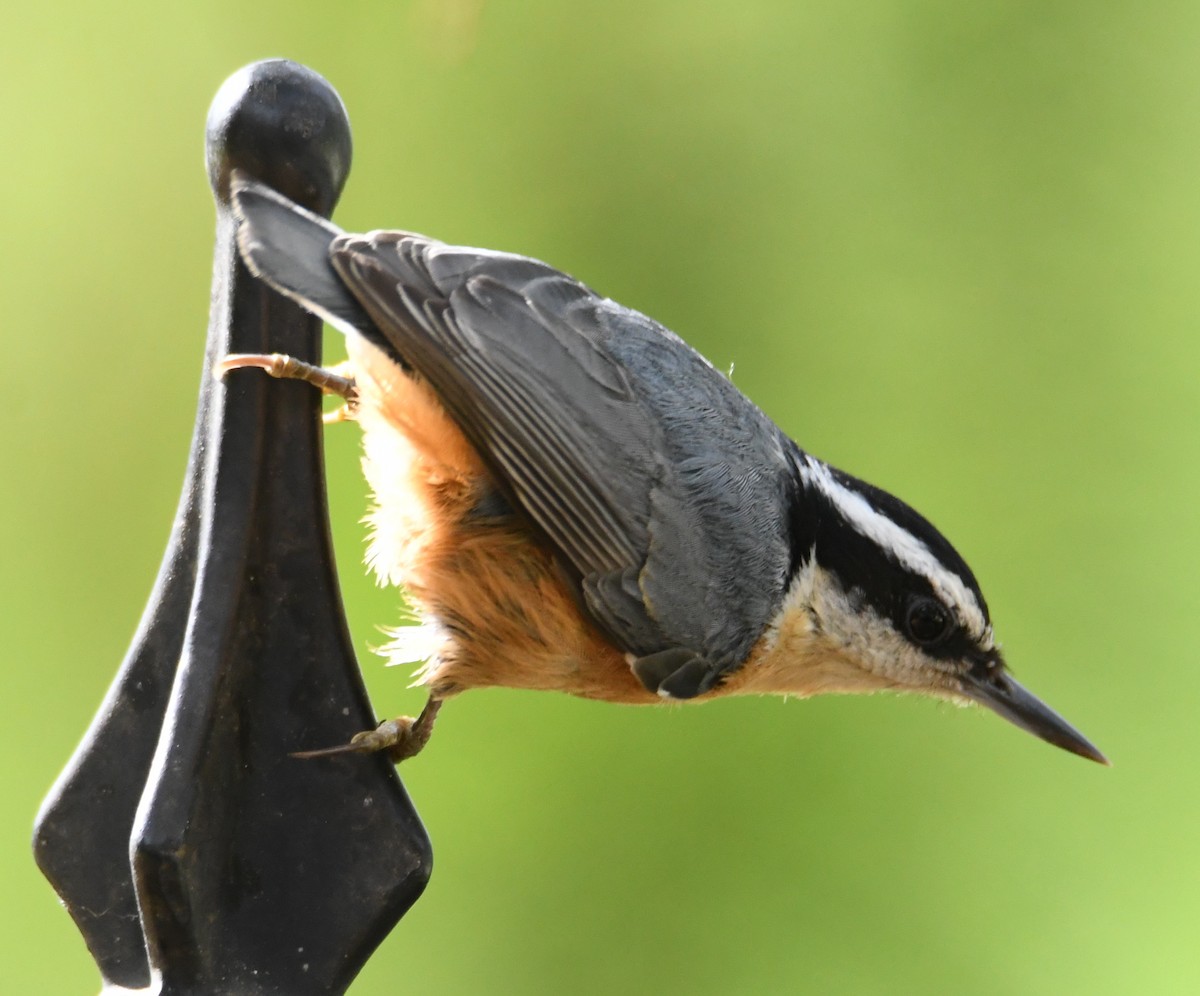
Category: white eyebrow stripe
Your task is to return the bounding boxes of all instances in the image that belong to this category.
[798,456,988,638]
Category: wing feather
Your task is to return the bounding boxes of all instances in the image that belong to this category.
[327,231,794,685]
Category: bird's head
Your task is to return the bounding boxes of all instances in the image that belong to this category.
[743,452,1107,764]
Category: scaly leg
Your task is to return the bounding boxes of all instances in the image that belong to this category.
[215,352,358,419]
[291,697,444,764]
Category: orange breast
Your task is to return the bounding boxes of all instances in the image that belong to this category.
[344,335,658,705]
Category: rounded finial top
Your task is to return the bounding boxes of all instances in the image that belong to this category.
[206,60,352,217]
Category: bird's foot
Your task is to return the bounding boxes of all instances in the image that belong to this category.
[291,698,443,764]
[214,352,358,420]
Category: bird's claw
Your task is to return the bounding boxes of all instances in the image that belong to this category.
[214,352,358,407]
[291,700,442,764]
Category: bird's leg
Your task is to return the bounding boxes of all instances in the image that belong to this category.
[291,697,444,764]
[214,353,358,420]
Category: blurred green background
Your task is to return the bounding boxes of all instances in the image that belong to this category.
[2,0,1194,992]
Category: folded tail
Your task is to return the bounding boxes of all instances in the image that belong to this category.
[230,170,374,335]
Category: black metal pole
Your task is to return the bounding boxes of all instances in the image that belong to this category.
[34,60,431,995]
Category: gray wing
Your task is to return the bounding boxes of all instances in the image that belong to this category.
[228,175,795,696]
[330,232,797,696]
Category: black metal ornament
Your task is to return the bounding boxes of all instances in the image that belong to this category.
[34,59,431,995]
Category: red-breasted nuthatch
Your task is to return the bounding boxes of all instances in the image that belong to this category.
[217,172,1106,766]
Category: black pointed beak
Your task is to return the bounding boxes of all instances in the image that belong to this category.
[959,668,1109,765]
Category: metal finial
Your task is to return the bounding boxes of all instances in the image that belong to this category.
[35,60,430,994]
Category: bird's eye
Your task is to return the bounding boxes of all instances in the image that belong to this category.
[905,597,953,646]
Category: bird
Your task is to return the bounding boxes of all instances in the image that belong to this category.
[216,170,1106,766]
